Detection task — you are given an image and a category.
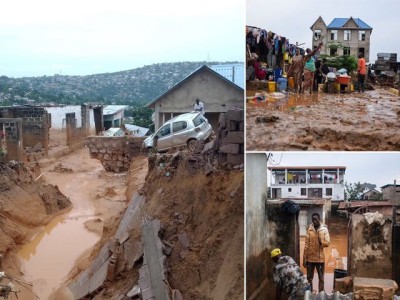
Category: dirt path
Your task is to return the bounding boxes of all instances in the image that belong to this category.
[6,146,147,300]
[246,88,400,150]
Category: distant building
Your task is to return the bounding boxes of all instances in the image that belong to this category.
[268,166,346,201]
[361,189,382,200]
[381,183,400,205]
[103,105,129,130]
[310,16,373,62]
[211,63,244,89]
[145,65,243,130]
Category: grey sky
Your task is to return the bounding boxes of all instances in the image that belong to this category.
[264,152,400,192]
[247,0,400,63]
[0,0,244,78]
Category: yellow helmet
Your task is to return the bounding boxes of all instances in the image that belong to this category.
[270,248,282,258]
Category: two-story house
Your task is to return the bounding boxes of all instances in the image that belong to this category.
[310,16,373,62]
[268,166,346,235]
[269,166,346,201]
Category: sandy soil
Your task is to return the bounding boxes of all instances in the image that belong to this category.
[246,87,400,151]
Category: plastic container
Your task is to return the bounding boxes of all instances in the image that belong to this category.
[318,83,325,93]
[277,78,287,92]
[288,77,294,88]
[268,81,276,92]
[333,269,348,289]
[274,68,282,82]
[283,52,289,61]
[334,83,340,91]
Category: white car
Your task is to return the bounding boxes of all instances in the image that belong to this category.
[143,112,213,153]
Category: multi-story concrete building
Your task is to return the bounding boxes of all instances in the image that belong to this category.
[381,182,400,205]
[310,16,373,62]
[268,166,346,201]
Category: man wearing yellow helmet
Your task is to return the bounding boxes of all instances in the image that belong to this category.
[271,248,310,300]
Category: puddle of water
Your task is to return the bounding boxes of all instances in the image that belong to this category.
[18,215,99,299]
[16,156,106,299]
[248,93,321,111]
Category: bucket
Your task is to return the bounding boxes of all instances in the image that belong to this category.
[288,77,294,88]
[334,83,340,91]
[333,269,347,289]
[268,81,276,92]
[350,84,354,92]
[318,83,325,93]
[277,78,287,92]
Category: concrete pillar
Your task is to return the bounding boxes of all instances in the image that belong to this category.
[246,153,269,299]
[66,113,76,147]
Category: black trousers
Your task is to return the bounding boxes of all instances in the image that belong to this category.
[358,74,365,92]
[306,262,325,292]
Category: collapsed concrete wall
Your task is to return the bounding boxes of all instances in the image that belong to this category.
[349,213,392,279]
[86,136,145,172]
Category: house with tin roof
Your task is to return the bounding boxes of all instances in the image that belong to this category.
[310,16,373,61]
[145,65,244,130]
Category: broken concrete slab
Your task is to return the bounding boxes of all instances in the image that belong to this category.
[353,277,398,300]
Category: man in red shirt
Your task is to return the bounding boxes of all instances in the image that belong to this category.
[358,53,366,93]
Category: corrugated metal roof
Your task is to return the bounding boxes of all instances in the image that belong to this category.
[103,105,129,115]
[338,201,393,209]
[327,18,372,29]
[267,198,327,206]
[124,124,150,137]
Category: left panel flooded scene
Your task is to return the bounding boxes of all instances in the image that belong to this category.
[246,152,400,299]
[0,1,245,299]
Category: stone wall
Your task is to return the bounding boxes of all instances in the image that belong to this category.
[86,136,145,172]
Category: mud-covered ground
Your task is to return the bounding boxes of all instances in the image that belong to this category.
[246,88,400,151]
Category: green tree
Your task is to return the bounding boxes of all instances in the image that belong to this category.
[131,107,153,128]
[321,42,358,74]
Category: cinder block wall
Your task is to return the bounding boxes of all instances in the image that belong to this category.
[0,106,50,154]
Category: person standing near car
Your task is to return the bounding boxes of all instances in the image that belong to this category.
[193,98,205,115]
[303,213,330,292]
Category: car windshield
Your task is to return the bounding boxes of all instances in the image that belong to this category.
[192,114,206,127]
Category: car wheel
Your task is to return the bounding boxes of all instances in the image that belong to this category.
[187,139,197,152]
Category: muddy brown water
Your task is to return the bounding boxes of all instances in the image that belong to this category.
[16,151,110,299]
[300,215,348,293]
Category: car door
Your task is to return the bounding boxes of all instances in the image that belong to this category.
[172,120,190,147]
[154,123,173,151]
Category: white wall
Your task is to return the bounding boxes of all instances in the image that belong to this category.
[45,106,96,132]
[272,183,344,201]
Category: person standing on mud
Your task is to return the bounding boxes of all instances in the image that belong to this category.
[357,52,366,93]
[271,248,310,300]
[302,42,323,94]
[290,48,304,93]
[303,213,330,292]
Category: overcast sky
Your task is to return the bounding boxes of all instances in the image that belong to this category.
[0,0,244,78]
[247,0,400,64]
[264,152,400,191]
